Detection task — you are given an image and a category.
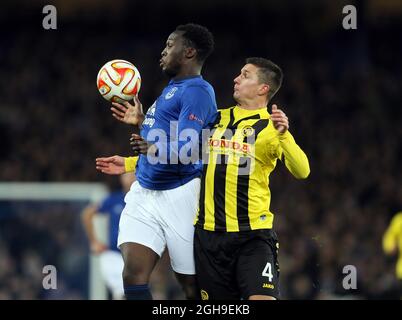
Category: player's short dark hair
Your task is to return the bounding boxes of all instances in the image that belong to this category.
[246,57,283,100]
[175,23,214,63]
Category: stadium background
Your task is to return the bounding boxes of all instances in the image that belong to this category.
[1,0,402,299]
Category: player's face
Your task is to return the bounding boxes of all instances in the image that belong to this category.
[233,64,267,103]
[160,31,186,77]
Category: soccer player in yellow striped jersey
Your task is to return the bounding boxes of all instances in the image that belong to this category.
[194,57,310,300]
[383,211,402,298]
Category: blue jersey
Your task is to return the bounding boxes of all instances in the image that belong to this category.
[136,75,217,190]
[97,191,125,252]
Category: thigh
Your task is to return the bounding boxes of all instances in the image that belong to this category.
[162,178,200,274]
[194,228,240,300]
[236,234,280,299]
[118,193,166,257]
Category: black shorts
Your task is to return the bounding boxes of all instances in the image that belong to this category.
[194,227,280,300]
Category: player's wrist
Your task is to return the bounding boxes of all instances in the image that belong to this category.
[135,113,145,126]
[124,156,138,172]
[277,130,290,139]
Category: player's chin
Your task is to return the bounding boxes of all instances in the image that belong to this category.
[162,67,176,78]
[233,92,240,102]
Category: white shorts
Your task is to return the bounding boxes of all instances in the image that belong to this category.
[99,250,124,299]
[117,177,200,275]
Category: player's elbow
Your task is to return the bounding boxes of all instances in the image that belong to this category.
[294,166,310,179]
[81,205,97,221]
[300,168,310,179]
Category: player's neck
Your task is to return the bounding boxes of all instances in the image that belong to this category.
[173,64,202,80]
[237,99,267,110]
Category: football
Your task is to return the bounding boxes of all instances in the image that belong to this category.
[96,59,141,103]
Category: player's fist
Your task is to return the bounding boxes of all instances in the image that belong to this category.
[90,240,108,254]
[271,104,289,134]
[130,134,156,156]
[111,95,144,126]
[95,155,125,175]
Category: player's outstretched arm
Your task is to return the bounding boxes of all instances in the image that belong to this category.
[96,155,126,175]
[111,95,145,126]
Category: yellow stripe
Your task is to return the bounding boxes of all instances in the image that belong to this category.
[225,154,239,232]
[203,151,216,230]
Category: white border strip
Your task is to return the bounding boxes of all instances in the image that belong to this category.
[0,183,108,202]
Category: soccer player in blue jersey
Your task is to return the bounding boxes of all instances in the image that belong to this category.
[96,24,217,300]
[81,173,135,299]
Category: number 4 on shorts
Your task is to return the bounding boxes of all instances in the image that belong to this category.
[262,262,273,282]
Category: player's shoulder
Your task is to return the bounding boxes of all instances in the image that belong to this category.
[182,80,216,107]
[184,76,214,92]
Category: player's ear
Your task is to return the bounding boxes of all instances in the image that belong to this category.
[259,83,270,96]
[184,47,196,59]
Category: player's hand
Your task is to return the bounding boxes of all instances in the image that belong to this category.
[95,155,125,175]
[271,104,289,134]
[111,95,144,126]
[130,134,156,156]
[90,240,108,254]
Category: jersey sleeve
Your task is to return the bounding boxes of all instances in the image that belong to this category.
[124,156,139,173]
[276,131,310,179]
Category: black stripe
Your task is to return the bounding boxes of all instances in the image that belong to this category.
[209,112,222,136]
[236,157,252,231]
[236,119,269,231]
[197,163,208,227]
[252,119,269,140]
[200,112,222,162]
[227,108,235,128]
[213,154,229,231]
[242,119,269,143]
[232,114,261,129]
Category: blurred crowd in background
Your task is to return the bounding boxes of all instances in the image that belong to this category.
[1,0,402,299]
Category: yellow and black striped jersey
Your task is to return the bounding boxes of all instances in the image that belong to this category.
[383,212,402,279]
[195,105,310,232]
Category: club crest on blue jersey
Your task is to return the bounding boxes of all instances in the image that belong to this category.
[147,102,156,116]
[165,87,178,99]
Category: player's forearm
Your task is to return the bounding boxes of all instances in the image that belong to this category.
[279,131,310,179]
[81,207,98,243]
